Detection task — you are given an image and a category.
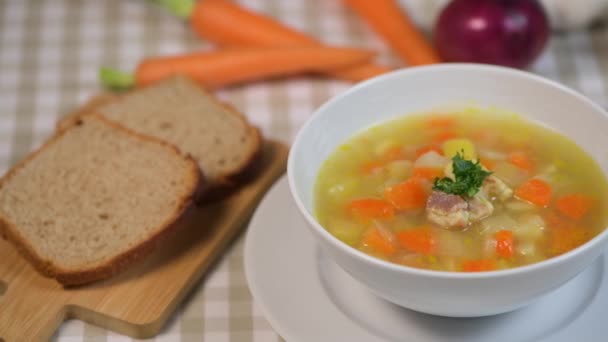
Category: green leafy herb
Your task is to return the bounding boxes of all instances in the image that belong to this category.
[99,67,135,91]
[433,152,491,198]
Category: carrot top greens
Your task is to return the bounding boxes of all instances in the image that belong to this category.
[433,152,491,198]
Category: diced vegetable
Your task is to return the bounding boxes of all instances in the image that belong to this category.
[427,116,456,128]
[549,225,589,256]
[434,131,458,144]
[493,161,529,187]
[386,160,413,180]
[396,226,436,255]
[415,145,443,158]
[479,213,517,235]
[462,259,496,272]
[495,230,514,258]
[327,178,360,203]
[442,138,477,159]
[556,194,593,220]
[347,198,395,220]
[516,241,537,257]
[384,178,427,210]
[412,167,443,181]
[508,152,534,172]
[375,140,398,158]
[477,147,506,161]
[479,157,496,171]
[515,178,552,207]
[543,212,588,256]
[504,199,536,212]
[415,151,448,169]
[327,218,365,246]
[383,145,405,162]
[435,230,466,257]
[514,214,545,240]
[362,227,397,255]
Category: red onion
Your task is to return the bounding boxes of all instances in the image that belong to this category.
[434,0,549,69]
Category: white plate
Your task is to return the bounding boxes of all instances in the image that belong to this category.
[244,177,608,342]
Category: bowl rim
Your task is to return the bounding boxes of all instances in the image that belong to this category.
[287,63,608,279]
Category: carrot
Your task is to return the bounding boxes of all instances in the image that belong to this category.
[427,116,456,129]
[363,228,396,255]
[508,152,534,172]
[343,0,440,66]
[545,213,589,256]
[495,230,514,258]
[556,194,594,220]
[361,160,385,174]
[515,178,552,207]
[462,259,496,272]
[189,0,390,82]
[384,177,427,210]
[415,144,443,158]
[412,167,443,181]
[396,226,436,255]
[347,198,395,221]
[433,131,458,144]
[382,145,405,162]
[479,157,496,171]
[102,47,373,89]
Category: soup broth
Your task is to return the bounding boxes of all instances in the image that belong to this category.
[314,110,608,272]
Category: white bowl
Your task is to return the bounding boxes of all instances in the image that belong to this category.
[287,64,608,317]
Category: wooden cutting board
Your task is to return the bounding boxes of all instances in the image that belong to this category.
[0,140,289,342]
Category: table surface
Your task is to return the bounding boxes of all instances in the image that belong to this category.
[0,1,607,341]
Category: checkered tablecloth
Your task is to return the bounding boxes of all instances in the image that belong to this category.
[0,0,607,341]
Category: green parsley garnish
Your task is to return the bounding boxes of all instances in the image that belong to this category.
[432,152,491,198]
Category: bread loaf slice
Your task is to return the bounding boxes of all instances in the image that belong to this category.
[58,76,261,191]
[0,115,202,285]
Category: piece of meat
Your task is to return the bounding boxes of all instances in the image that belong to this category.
[426,191,469,229]
[426,191,495,230]
[468,193,494,222]
[483,175,513,201]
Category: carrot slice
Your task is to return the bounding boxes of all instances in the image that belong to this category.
[363,228,396,255]
[495,230,514,258]
[415,144,443,158]
[545,213,589,256]
[433,131,458,144]
[479,157,496,171]
[412,167,443,181]
[426,116,456,129]
[384,178,427,210]
[135,47,373,88]
[462,259,496,272]
[508,152,534,172]
[190,0,390,82]
[383,145,404,162]
[343,0,440,66]
[556,194,593,220]
[515,178,552,207]
[396,226,436,255]
[347,198,395,220]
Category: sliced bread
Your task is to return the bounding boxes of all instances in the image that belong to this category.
[58,76,261,191]
[0,115,202,285]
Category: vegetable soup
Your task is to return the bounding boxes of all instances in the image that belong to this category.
[314,110,608,272]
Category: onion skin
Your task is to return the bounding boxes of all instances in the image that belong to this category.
[434,0,549,69]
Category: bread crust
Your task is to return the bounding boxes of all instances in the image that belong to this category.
[0,114,204,286]
[55,76,263,200]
